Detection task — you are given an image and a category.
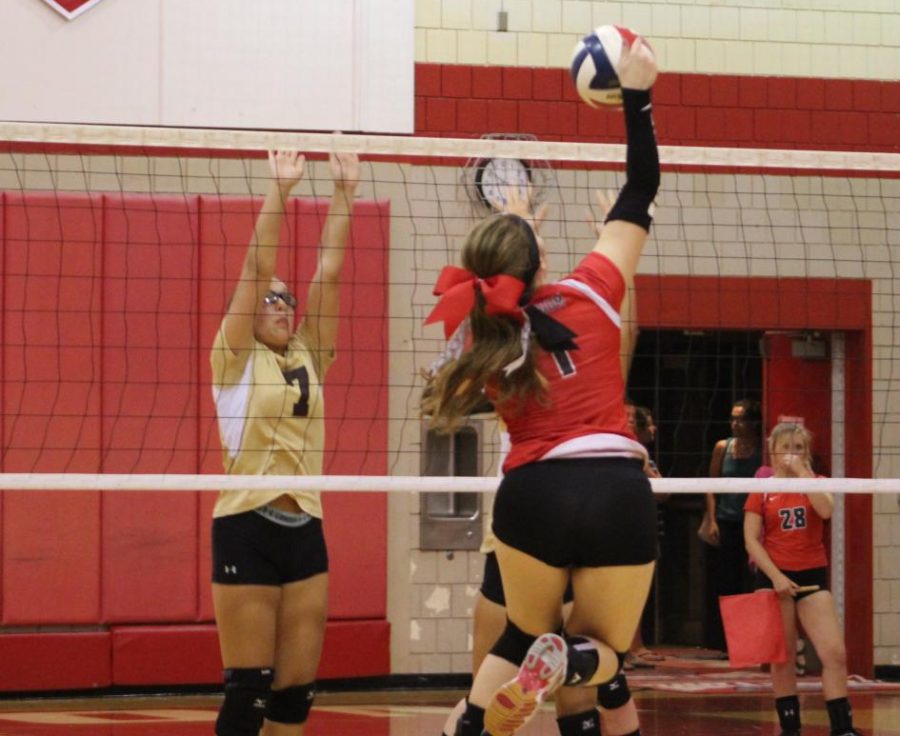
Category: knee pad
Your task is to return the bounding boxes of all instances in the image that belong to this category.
[563,637,623,687]
[266,681,316,724]
[597,672,631,711]
[556,708,600,736]
[490,620,538,666]
[215,667,274,736]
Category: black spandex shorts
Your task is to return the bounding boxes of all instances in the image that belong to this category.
[481,551,574,606]
[754,566,828,600]
[492,457,658,568]
[212,509,328,585]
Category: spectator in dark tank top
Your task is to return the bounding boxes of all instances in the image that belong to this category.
[704,398,762,651]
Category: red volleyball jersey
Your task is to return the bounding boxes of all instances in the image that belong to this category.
[744,489,828,571]
[499,252,645,472]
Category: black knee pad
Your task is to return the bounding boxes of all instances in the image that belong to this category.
[266,681,316,724]
[597,671,631,710]
[490,619,538,666]
[564,636,600,685]
[557,708,600,736]
[215,667,274,736]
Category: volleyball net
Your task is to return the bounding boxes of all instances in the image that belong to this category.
[1,123,899,496]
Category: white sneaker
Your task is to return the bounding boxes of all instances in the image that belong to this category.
[483,633,567,736]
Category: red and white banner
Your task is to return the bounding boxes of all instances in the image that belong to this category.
[40,0,106,20]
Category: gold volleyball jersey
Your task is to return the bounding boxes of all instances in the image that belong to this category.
[210,322,334,519]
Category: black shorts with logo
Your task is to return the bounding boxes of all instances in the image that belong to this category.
[492,457,658,568]
[212,508,328,585]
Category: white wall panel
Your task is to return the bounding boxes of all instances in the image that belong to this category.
[0,0,414,132]
[0,0,160,124]
[357,0,415,134]
[160,1,354,130]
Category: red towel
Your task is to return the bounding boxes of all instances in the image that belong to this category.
[719,590,788,668]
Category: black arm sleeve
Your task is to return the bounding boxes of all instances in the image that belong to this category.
[605,88,660,232]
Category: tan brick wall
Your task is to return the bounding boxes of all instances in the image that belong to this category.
[415,0,900,80]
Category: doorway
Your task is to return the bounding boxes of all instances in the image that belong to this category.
[627,328,763,647]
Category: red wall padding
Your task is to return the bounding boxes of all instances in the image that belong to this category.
[0,632,111,691]
[102,493,200,623]
[294,199,390,620]
[112,625,221,685]
[100,194,202,623]
[2,193,104,625]
[109,621,390,685]
[317,620,391,679]
[1,491,101,624]
[100,194,200,474]
[2,193,104,474]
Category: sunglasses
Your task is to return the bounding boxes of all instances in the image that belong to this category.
[263,290,297,309]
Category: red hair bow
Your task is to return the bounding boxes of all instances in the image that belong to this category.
[425,266,525,338]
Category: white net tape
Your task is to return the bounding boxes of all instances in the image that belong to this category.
[0,473,894,494]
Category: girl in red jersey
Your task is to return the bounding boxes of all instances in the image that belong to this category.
[423,38,659,736]
[744,422,863,736]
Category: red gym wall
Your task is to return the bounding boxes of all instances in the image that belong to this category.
[415,65,899,152]
[0,192,390,691]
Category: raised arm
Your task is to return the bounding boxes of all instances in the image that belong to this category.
[619,281,638,380]
[778,452,833,519]
[593,38,660,283]
[223,150,305,354]
[300,151,360,354]
[588,189,638,380]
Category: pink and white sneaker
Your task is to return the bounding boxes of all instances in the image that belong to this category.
[483,633,567,736]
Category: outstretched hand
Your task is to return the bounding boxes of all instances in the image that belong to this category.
[268,150,306,190]
[587,188,656,237]
[501,185,548,233]
[329,151,360,194]
[586,189,616,237]
[617,37,658,91]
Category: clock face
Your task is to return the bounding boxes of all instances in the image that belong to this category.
[475,158,531,210]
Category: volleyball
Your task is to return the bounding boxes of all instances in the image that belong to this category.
[570,24,639,108]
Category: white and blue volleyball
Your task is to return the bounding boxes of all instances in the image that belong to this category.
[570,25,638,108]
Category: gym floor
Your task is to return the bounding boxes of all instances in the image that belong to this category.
[0,689,897,735]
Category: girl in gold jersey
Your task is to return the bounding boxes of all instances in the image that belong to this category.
[210,148,359,736]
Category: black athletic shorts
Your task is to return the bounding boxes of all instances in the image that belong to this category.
[481,551,574,606]
[212,508,328,585]
[754,566,828,600]
[492,457,658,568]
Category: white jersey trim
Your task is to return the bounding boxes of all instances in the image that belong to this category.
[558,278,621,329]
[539,433,648,463]
[212,357,254,460]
